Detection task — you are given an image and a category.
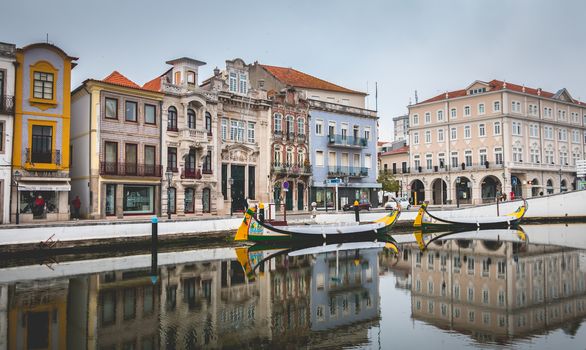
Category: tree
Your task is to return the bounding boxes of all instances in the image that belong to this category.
[377,172,400,193]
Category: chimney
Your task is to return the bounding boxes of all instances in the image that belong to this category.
[522,84,526,93]
[537,88,542,96]
[503,80,507,89]
[445,91,449,99]
[213,67,220,76]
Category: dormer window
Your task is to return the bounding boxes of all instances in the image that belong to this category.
[229,72,237,92]
[469,87,486,95]
[187,71,196,85]
[174,71,181,85]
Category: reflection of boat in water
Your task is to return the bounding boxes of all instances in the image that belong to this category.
[234,205,401,244]
[413,227,528,252]
[413,200,527,231]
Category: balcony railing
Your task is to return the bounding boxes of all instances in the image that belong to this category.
[181,128,209,142]
[327,166,368,177]
[167,125,179,132]
[100,162,162,177]
[202,167,213,175]
[0,95,15,115]
[328,134,367,148]
[271,162,311,176]
[181,168,202,179]
[26,149,61,165]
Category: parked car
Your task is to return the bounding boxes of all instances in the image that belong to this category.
[384,197,411,210]
[342,199,371,211]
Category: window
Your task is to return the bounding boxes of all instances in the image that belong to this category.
[187,109,196,129]
[202,112,211,136]
[544,107,553,118]
[529,104,538,116]
[464,106,471,116]
[236,120,244,142]
[425,112,431,124]
[315,119,323,135]
[479,124,485,137]
[558,109,567,121]
[167,147,177,171]
[451,152,458,168]
[221,118,228,140]
[512,101,521,113]
[364,126,371,140]
[464,125,471,139]
[437,128,444,142]
[125,143,137,174]
[495,147,503,165]
[230,120,237,140]
[229,72,237,92]
[513,146,523,162]
[494,121,501,135]
[422,153,432,170]
[559,150,568,165]
[187,71,195,85]
[559,128,568,141]
[545,147,554,164]
[247,122,255,143]
[450,127,457,140]
[529,124,539,138]
[465,150,472,167]
[425,130,431,143]
[450,108,457,118]
[493,101,500,112]
[544,126,554,140]
[0,122,3,152]
[414,155,420,170]
[143,104,156,125]
[273,145,282,164]
[297,149,305,165]
[239,74,247,94]
[105,97,118,119]
[203,150,212,173]
[530,147,540,163]
[365,154,372,169]
[512,121,522,135]
[412,114,419,125]
[184,188,194,213]
[573,130,580,143]
[31,125,53,163]
[479,149,487,165]
[437,110,444,121]
[274,113,282,133]
[438,153,445,168]
[105,142,118,168]
[167,107,177,131]
[316,151,324,166]
[33,71,54,100]
[124,185,155,214]
[125,101,137,122]
[167,187,176,214]
[478,103,485,115]
[413,132,419,145]
[174,71,181,85]
[297,117,305,135]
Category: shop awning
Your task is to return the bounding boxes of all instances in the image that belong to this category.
[18,181,71,192]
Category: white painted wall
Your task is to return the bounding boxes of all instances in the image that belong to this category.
[0,49,15,224]
[70,90,91,215]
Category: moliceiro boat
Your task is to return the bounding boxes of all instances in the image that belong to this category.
[413,199,527,231]
[234,205,401,244]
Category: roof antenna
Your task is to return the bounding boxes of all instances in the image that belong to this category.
[414,90,418,104]
[366,81,369,109]
[375,82,378,112]
[46,33,49,43]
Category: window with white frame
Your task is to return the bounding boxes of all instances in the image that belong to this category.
[438,152,445,168]
[479,149,487,165]
[451,127,457,140]
[512,101,521,113]
[316,150,324,166]
[236,120,245,142]
[297,117,305,135]
[584,131,586,144]
[560,150,568,165]
[413,114,419,125]
[493,101,501,112]
[528,104,538,116]
[365,154,372,168]
[494,121,501,135]
[426,154,433,169]
[572,151,580,165]
[425,112,431,124]
[437,110,444,121]
[451,108,457,118]
[239,74,247,94]
[530,147,540,164]
[465,150,472,167]
[583,114,586,125]
[573,130,580,143]
[438,128,444,142]
[464,106,471,116]
[478,103,485,115]
[571,112,578,123]
[274,145,282,164]
[274,113,282,133]
[479,124,485,137]
[512,121,522,135]
[544,126,554,140]
[364,126,371,140]
[464,125,471,139]
[529,124,539,138]
[559,128,568,141]
[297,148,305,165]
[230,120,238,140]
[414,154,420,169]
[558,109,567,121]
[229,72,237,92]
[425,130,431,143]
[221,118,228,140]
[247,122,255,143]
[495,147,503,165]
[413,132,419,145]
[544,107,553,118]
[315,119,323,135]
[513,146,523,162]
[545,147,554,164]
[451,152,458,168]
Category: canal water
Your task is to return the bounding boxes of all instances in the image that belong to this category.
[1,223,586,349]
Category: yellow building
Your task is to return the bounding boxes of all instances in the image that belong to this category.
[11,43,77,222]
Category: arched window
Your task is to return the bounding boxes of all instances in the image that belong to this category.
[286,147,294,166]
[297,148,305,167]
[561,180,567,193]
[297,117,305,135]
[167,106,178,131]
[202,188,211,213]
[286,115,294,135]
[205,112,212,135]
[187,109,196,129]
[184,188,194,213]
[168,187,176,214]
[273,145,282,165]
[274,113,282,133]
[547,179,554,194]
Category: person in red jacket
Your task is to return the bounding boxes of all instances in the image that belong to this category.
[33,195,45,217]
[72,195,81,220]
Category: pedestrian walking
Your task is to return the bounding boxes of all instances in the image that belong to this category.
[72,195,81,220]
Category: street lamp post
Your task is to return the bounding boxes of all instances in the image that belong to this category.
[559,168,563,193]
[228,177,234,217]
[13,170,22,224]
[456,177,461,208]
[165,170,173,220]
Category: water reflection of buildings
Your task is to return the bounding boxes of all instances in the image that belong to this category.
[407,238,586,343]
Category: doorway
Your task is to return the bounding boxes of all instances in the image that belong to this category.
[285,181,293,210]
[297,183,304,210]
[231,165,245,212]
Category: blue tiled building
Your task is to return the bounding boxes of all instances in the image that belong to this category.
[309,100,381,208]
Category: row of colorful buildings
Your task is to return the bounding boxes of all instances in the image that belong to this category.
[0,41,380,223]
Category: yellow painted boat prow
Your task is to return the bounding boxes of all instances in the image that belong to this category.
[413,203,427,228]
[235,207,256,241]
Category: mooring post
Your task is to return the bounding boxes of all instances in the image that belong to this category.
[151,216,158,276]
[259,202,265,223]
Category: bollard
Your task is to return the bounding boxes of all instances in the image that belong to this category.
[311,202,317,219]
[354,200,360,222]
[259,202,265,223]
[151,216,158,278]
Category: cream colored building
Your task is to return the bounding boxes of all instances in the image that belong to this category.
[406,80,586,205]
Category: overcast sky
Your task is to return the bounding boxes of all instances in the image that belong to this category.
[3,0,586,141]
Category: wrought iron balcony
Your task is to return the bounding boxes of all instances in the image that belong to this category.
[327,134,368,148]
[202,167,213,175]
[181,168,202,179]
[0,95,14,115]
[327,166,368,177]
[271,162,311,176]
[26,149,61,165]
[100,161,162,177]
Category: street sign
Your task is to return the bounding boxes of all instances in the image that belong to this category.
[327,178,342,185]
[283,182,289,189]
[577,160,586,177]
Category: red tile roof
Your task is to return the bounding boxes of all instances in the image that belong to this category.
[261,64,366,95]
[380,145,409,156]
[143,76,162,92]
[418,79,584,105]
[102,71,141,89]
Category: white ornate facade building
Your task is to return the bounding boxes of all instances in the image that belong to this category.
[405,80,586,205]
[0,42,15,223]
